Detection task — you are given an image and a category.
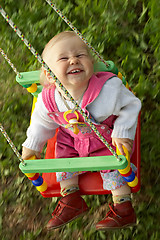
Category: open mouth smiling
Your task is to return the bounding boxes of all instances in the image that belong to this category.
[68,69,83,74]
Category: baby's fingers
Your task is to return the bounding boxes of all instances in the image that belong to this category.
[22,147,41,160]
[122,141,133,156]
[116,142,125,156]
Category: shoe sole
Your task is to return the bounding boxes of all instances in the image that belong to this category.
[96,222,137,231]
[46,208,89,231]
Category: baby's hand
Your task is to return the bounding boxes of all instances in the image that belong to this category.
[22,146,41,160]
[112,138,133,156]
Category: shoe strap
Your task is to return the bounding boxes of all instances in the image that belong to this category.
[106,203,121,219]
[52,198,81,216]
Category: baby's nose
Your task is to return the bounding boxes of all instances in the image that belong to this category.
[70,56,79,64]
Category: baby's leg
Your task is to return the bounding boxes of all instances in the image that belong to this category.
[96,184,136,230]
[60,176,79,196]
[112,184,131,195]
[96,170,137,230]
[46,175,89,230]
[112,184,131,203]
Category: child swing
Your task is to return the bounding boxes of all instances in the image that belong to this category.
[0,2,141,198]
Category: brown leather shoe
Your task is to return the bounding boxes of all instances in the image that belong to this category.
[46,191,89,230]
[96,201,136,230]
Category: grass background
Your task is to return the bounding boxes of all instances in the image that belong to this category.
[0,0,160,239]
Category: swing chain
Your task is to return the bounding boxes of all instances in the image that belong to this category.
[0,48,22,79]
[0,123,25,165]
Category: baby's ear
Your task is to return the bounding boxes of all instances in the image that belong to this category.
[43,69,55,84]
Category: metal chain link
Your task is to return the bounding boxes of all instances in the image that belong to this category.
[0,48,21,78]
[0,123,25,165]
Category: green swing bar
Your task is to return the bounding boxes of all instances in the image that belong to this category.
[19,155,128,173]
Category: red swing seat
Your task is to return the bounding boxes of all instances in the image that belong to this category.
[41,114,141,198]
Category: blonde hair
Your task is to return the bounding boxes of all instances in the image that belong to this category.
[40,31,90,87]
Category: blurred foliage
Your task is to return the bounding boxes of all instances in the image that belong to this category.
[0,0,160,239]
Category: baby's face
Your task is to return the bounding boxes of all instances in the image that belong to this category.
[44,36,94,92]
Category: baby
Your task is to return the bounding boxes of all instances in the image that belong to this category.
[22,31,141,230]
